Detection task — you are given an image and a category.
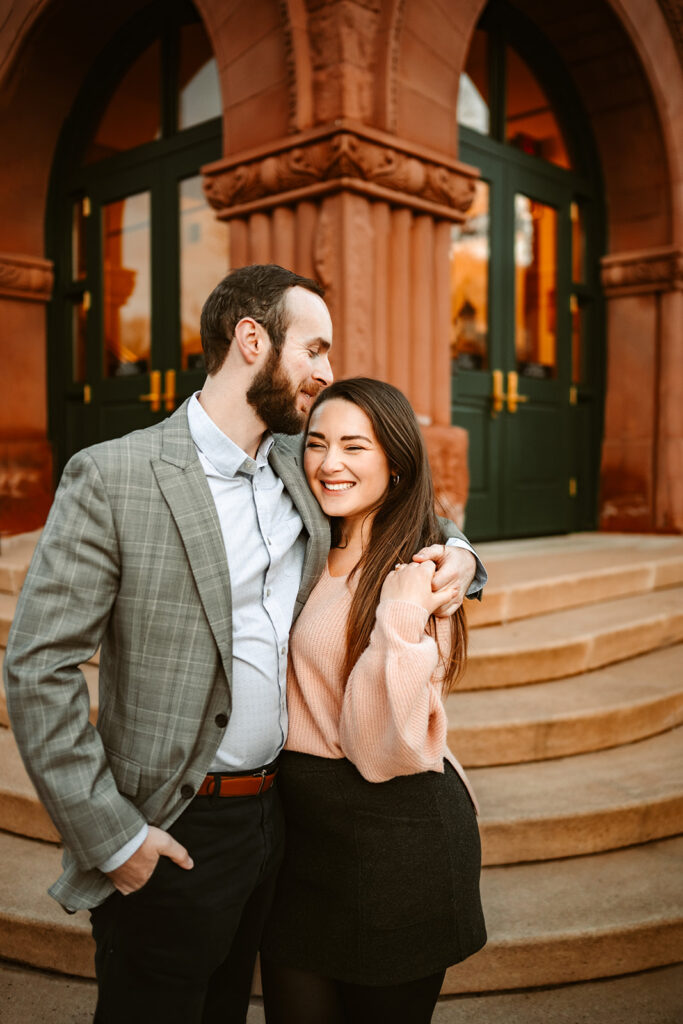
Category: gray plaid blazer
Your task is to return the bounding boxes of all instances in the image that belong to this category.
[4,400,469,912]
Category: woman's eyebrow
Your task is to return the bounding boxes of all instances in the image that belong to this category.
[341,435,371,442]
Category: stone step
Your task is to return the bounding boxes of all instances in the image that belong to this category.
[447,643,683,765]
[1,829,681,991]
[447,835,683,993]
[470,726,683,864]
[2,720,681,867]
[0,531,40,596]
[0,593,15,648]
[5,531,683,626]
[0,648,99,729]
[462,585,683,689]
[2,960,682,1024]
[469,532,683,627]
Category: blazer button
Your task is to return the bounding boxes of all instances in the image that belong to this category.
[215,713,228,728]
[180,784,194,800]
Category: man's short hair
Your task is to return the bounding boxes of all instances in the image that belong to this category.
[200,264,325,375]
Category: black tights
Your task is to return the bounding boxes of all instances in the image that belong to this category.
[261,960,446,1024]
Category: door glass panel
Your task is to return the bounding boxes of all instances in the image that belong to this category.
[179,176,229,370]
[515,194,557,379]
[72,299,88,383]
[450,179,490,371]
[571,201,585,283]
[179,22,221,130]
[506,47,571,169]
[84,42,161,164]
[102,192,151,377]
[457,30,490,134]
[71,199,87,280]
[571,294,583,384]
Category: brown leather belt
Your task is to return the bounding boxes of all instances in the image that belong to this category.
[196,767,278,798]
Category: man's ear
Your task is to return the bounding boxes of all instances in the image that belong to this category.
[233,317,267,365]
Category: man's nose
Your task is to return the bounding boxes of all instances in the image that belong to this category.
[315,354,333,387]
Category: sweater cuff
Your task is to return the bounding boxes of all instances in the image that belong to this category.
[376,600,431,642]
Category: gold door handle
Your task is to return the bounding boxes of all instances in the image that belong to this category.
[506,371,529,414]
[162,369,176,412]
[491,370,505,418]
[139,370,162,412]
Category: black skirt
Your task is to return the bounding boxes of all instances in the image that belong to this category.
[261,751,487,986]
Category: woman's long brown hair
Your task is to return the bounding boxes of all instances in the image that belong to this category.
[307,378,467,693]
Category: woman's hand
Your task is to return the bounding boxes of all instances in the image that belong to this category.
[380,560,456,616]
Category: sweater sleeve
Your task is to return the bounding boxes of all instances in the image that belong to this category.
[338,599,450,782]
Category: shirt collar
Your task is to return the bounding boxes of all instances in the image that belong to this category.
[187,392,274,478]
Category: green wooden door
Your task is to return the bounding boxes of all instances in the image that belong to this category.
[451,6,604,541]
[48,2,224,474]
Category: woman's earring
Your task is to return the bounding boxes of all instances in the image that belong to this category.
[391,474,400,486]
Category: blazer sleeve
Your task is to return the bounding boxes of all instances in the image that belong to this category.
[338,600,449,782]
[3,450,146,871]
[437,515,487,600]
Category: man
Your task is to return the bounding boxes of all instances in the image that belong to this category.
[4,265,485,1023]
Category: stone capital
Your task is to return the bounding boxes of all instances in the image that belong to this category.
[601,245,683,296]
[0,252,54,303]
[202,122,478,222]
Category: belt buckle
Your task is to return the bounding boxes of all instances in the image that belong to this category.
[256,768,267,795]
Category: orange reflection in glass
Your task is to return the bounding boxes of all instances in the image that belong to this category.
[457,30,490,134]
[84,42,161,164]
[179,22,221,130]
[72,200,87,281]
[72,299,87,383]
[450,179,490,371]
[102,193,151,378]
[515,195,557,379]
[571,202,585,283]
[506,47,571,168]
[179,176,229,371]
[571,294,582,384]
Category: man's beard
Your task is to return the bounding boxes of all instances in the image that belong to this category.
[246,347,309,435]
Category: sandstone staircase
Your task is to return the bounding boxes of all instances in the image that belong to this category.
[0,530,682,1020]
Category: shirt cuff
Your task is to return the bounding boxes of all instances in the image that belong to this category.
[98,824,149,873]
[445,537,488,600]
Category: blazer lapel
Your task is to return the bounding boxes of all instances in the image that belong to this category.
[151,404,233,674]
[269,436,330,607]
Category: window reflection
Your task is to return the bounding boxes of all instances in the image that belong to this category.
[515,195,557,379]
[506,47,571,169]
[102,193,151,377]
[450,180,490,371]
[179,22,221,130]
[571,202,585,283]
[72,200,87,281]
[72,299,87,383]
[571,294,583,384]
[457,30,489,134]
[84,43,161,164]
[179,176,229,371]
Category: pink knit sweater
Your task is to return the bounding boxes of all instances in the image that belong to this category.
[285,564,477,807]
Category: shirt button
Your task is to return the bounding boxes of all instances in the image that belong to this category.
[265,588,271,597]
[267,537,272,545]
[215,713,228,728]
[280,646,286,655]
[180,784,194,800]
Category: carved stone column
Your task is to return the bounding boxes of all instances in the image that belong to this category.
[203,121,478,525]
[600,245,683,532]
[0,252,55,534]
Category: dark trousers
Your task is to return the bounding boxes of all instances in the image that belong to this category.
[90,785,284,1024]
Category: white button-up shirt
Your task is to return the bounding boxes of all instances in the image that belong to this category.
[186,395,305,771]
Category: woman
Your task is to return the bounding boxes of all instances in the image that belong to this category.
[261,378,486,1023]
